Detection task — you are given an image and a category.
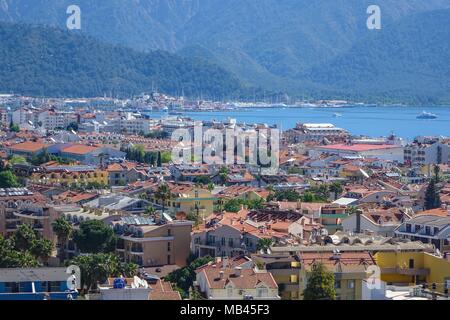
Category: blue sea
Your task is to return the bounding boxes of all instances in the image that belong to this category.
[147,105,450,141]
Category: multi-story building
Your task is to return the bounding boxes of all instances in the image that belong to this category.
[313,143,405,163]
[0,268,79,300]
[394,211,450,252]
[285,123,349,143]
[252,253,301,300]
[0,109,9,128]
[404,137,450,166]
[376,250,450,294]
[342,208,412,237]
[37,110,78,131]
[195,263,280,300]
[8,141,50,158]
[113,215,193,267]
[58,144,126,165]
[118,113,153,135]
[30,165,109,187]
[0,188,55,241]
[147,182,216,217]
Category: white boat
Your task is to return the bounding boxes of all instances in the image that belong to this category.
[333,113,342,117]
[417,111,437,119]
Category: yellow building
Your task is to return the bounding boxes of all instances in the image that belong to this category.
[253,251,376,300]
[297,251,376,300]
[376,251,450,294]
[252,254,301,300]
[30,166,109,187]
[114,216,193,267]
[149,183,216,218]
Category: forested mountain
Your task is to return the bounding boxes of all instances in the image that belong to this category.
[1,0,450,102]
[0,22,246,98]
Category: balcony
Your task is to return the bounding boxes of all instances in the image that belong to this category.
[381,267,430,276]
[278,283,299,292]
[33,224,44,230]
[6,223,20,230]
[130,247,144,254]
[268,269,299,276]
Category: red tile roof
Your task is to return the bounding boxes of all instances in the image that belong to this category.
[10,141,47,153]
[320,144,399,152]
[200,267,278,290]
[61,144,99,155]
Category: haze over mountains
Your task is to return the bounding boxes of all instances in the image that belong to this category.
[1,0,450,103]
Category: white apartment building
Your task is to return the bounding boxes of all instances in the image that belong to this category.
[404,138,450,166]
[37,110,77,130]
[286,123,349,143]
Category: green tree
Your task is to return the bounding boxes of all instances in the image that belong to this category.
[424,179,441,210]
[219,166,229,185]
[73,220,117,254]
[0,227,49,267]
[30,238,53,263]
[13,224,37,251]
[52,217,73,262]
[193,175,211,185]
[154,183,171,213]
[165,256,214,298]
[257,238,274,251]
[0,170,21,188]
[157,151,162,167]
[144,206,156,216]
[223,198,242,213]
[433,165,440,183]
[68,253,136,293]
[329,182,343,200]
[161,151,171,164]
[67,122,79,132]
[268,189,301,202]
[8,155,27,166]
[0,235,40,268]
[303,262,336,300]
[10,120,20,132]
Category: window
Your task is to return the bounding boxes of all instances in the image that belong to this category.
[409,259,415,269]
[168,229,172,236]
[425,226,431,235]
[5,282,19,293]
[406,224,412,232]
[348,280,355,289]
[257,287,268,297]
[167,242,171,252]
[334,280,341,289]
[228,238,234,247]
[221,237,226,246]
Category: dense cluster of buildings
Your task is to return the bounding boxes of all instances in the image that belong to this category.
[0,95,449,301]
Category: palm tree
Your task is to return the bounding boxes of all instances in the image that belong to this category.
[155,183,171,213]
[52,217,73,262]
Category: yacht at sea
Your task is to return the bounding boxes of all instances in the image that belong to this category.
[416,111,438,119]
